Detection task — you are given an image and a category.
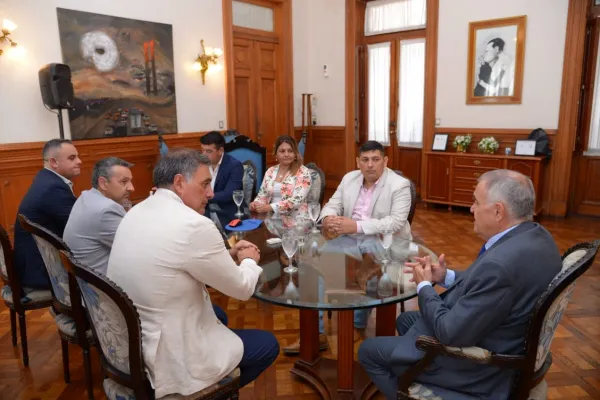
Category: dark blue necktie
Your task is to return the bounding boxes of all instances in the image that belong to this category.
[477,244,487,258]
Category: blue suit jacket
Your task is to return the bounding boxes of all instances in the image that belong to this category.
[13,169,76,289]
[207,154,244,223]
[392,222,562,399]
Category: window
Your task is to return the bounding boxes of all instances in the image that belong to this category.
[588,36,600,153]
[367,42,391,145]
[397,38,426,146]
[232,1,274,32]
[365,0,426,36]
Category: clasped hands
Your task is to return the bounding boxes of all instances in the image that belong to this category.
[322,216,358,236]
[404,254,448,286]
[249,202,273,214]
[229,240,261,263]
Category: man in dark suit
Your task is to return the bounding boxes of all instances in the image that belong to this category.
[359,169,562,400]
[200,131,244,224]
[14,139,82,289]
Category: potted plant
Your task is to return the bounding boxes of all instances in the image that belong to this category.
[477,136,499,154]
[453,134,472,153]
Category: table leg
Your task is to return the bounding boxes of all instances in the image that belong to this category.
[337,310,354,397]
[375,303,397,337]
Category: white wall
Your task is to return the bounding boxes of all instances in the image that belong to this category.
[293,0,346,127]
[435,0,568,129]
[0,0,226,144]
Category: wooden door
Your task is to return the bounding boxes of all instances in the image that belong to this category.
[572,17,600,216]
[224,0,292,166]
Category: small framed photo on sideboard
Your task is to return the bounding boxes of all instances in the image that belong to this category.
[515,140,536,156]
[432,134,449,151]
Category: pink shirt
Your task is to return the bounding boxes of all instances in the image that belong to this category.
[352,180,379,233]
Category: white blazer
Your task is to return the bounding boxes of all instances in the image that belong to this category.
[106,189,263,398]
[319,168,412,239]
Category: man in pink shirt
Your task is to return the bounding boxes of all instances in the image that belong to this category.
[282,140,413,355]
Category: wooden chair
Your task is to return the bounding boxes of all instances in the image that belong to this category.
[0,223,53,367]
[225,134,266,193]
[396,239,600,400]
[305,162,326,205]
[17,214,95,399]
[59,250,241,400]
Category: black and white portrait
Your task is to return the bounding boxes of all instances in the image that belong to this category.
[473,26,517,97]
[467,16,526,105]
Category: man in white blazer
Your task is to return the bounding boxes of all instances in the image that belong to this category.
[283,140,413,355]
[64,157,134,275]
[107,149,279,398]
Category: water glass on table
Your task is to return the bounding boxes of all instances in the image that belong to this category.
[233,190,244,218]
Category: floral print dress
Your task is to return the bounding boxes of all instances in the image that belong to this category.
[253,164,312,213]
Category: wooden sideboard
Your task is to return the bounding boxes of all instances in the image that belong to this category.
[423,152,548,215]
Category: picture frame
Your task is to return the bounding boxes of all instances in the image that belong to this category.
[515,140,536,156]
[466,15,527,105]
[432,134,449,151]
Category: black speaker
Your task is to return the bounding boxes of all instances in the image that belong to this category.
[38,63,74,110]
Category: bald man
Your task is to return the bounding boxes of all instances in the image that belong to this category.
[13,139,82,289]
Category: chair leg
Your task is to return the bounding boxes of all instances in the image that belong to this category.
[18,314,29,367]
[61,338,70,383]
[10,309,17,346]
[82,348,94,399]
[400,301,405,313]
[327,310,332,319]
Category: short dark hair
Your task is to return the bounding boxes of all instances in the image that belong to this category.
[92,157,134,189]
[153,148,211,188]
[359,140,385,156]
[488,38,505,52]
[200,131,225,149]
[42,139,73,161]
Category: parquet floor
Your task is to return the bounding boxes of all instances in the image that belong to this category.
[1,205,600,399]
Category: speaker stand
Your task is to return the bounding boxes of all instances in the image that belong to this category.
[57,108,65,140]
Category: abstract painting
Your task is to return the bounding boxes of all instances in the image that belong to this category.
[56,8,177,140]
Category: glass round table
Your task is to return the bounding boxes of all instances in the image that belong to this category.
[235,214,438,399]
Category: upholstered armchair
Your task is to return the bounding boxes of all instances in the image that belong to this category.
[17,214,95,399]
[305,162,326,205]
[0,223,53,367]
[224,134,266,194]
[396,240,600,400]
[60,250,241,400]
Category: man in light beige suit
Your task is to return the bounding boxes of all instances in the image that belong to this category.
[107,149,279,398]
[283,140,413,355]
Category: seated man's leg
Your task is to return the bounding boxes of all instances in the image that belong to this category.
[212,304,229,326]
[231,329,280,387]
[396,311,420,335]
[359,337,409,400]
[354,308,371,331]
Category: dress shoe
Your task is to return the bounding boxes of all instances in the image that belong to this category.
[282,334,329,355]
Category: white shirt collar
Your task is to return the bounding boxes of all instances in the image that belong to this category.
[45,167,73,191]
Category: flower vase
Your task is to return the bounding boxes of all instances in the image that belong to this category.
[457,145,467,153]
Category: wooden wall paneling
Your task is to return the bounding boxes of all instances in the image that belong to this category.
[345,0,359,173]
[0,132,206,240]
[574,156,600,215]
[420,0,440,205]
[397,147,422,194]
[547,0,588,216]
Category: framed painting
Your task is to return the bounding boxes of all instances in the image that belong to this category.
[56,8,177,140]
[466,15,527,105]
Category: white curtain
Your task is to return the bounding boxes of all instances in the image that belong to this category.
[365,0,426,36]
[398,38,426,147]
[588,36,600,153]
[368,42,391,146]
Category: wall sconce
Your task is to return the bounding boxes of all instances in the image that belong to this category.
[0,19,18,56]
[193,39,223,85]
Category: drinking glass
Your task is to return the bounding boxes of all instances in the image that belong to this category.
[233,190,244,218]
[377,265,394,298]
[378,221,394,265]
[308,202,321,233]
[282,233,299,274]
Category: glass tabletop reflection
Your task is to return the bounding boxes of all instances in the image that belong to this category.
[249,214,438,311]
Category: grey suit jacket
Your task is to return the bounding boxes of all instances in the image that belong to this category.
[319,168,412,239]
[64,189,126,275]
[392,222,562,399]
